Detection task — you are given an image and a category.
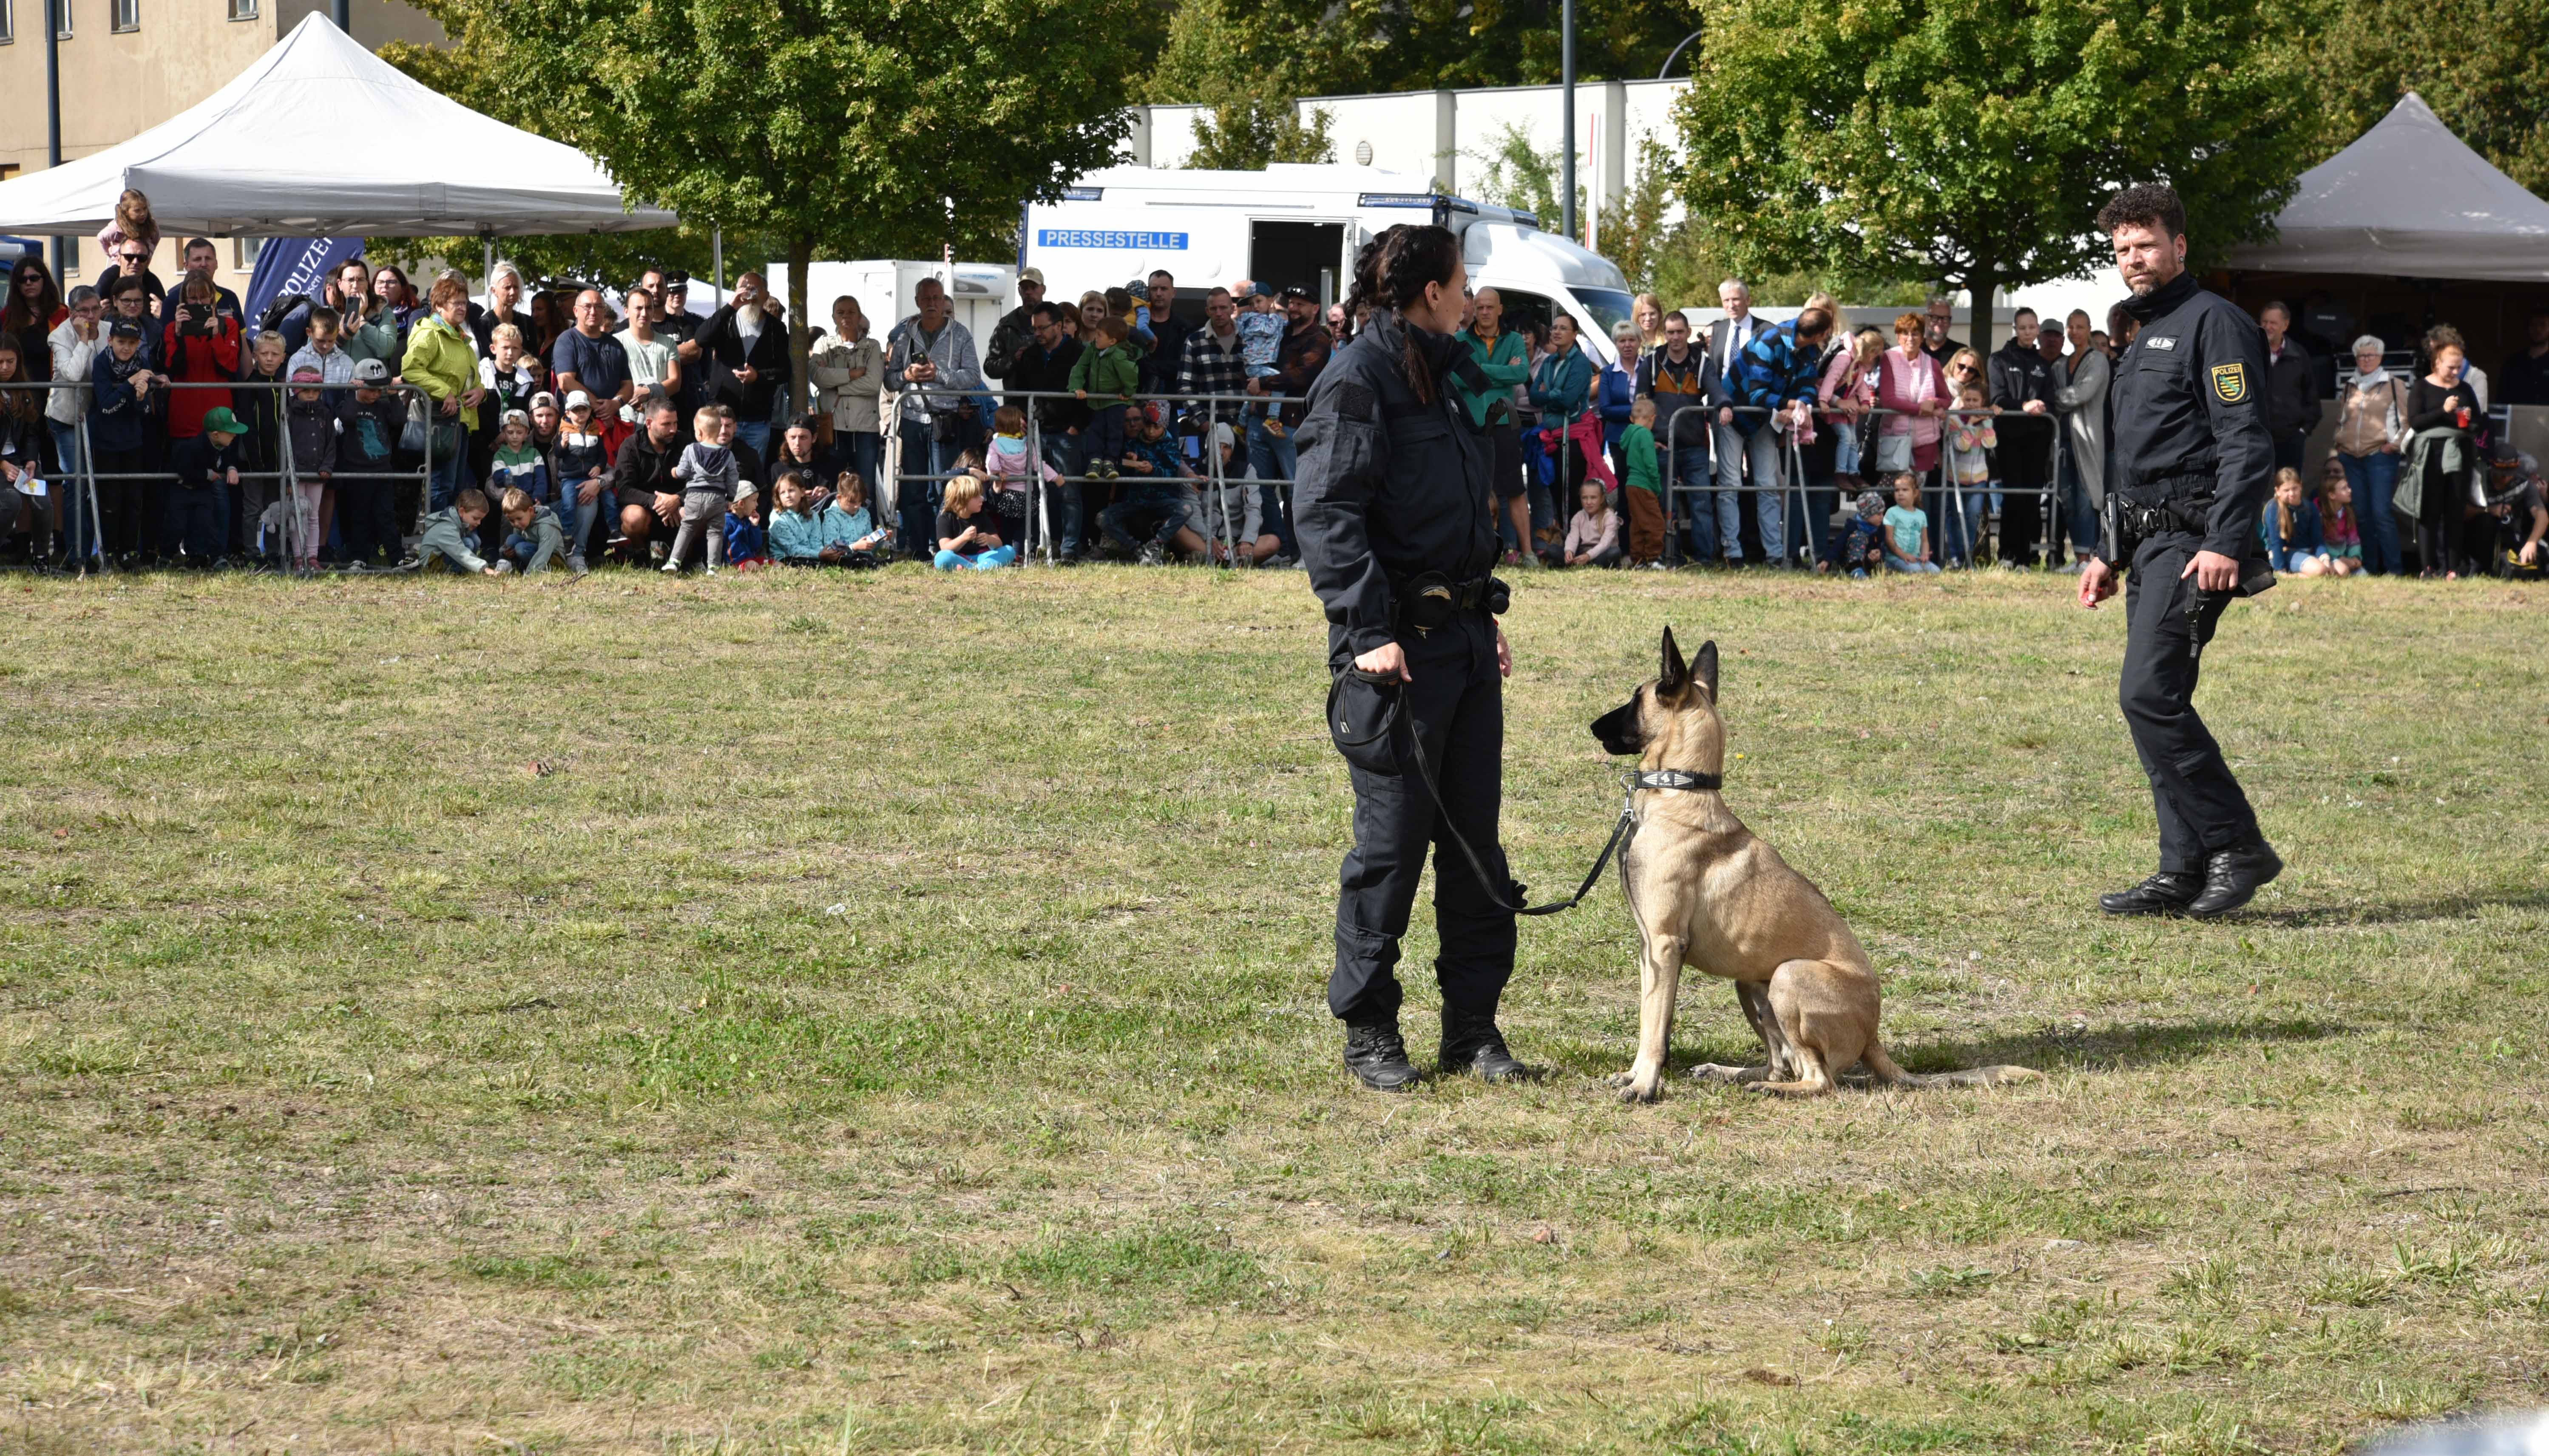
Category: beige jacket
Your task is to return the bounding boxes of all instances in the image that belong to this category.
[2334,370,2409,458]
[808,332,884,434]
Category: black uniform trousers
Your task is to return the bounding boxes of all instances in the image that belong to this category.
[1329,615,1519,1024]
[2120,531,2262,874]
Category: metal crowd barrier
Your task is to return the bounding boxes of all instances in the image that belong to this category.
[1655,402,2074,569]
[0,376,437,575]
[884,385,1302,566]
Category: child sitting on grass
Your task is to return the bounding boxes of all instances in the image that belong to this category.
[769,473,823,565]
[667,404,736,575]
[495,485,568,574]
[417,486,500,575]
[1882,472,1941,573]
[2261,465,2330,575]
[817,472,888,567]
[2316,459,2363,577]
[1561,480,1622,568]
[934,474,1016,571]
[724,481,771,570]
[1837,489,1888,578]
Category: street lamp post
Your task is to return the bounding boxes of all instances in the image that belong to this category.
[1560,0,1576,242]
[45,0,63,280]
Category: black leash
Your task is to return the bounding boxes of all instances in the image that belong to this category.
[1334,672,1718,917]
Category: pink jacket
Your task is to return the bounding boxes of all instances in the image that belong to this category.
[1819,350,1874,417]
[1876,348,1946,450]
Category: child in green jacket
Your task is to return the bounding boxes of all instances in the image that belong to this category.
[1070,317,1139,479]
[1617,397,1666,566]
[418,487,499,575]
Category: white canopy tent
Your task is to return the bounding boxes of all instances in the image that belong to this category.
[2224,93,2549,282]
[0,13,675,237]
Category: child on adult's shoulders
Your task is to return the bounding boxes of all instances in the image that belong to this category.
[1882,472,1941,574]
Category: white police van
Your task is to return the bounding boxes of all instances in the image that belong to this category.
[1022,163,1638,365]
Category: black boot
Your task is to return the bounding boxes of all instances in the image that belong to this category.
[2099,870,2201,917]
[1439,1011,1534,1082]
[2186,841,2282,919]
[1341,1020,1420,1092]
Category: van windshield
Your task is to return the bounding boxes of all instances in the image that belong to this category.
[1574,288,1636,339]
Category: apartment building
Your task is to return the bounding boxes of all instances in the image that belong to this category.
[0,0,442,294]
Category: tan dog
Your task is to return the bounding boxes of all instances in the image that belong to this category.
[1590,628,2040,1102]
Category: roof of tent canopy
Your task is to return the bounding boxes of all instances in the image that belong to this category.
[0,14,676,237]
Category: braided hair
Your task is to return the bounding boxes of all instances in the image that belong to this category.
[1341,224,1463,404]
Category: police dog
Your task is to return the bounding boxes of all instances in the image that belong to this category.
[1590,628,2041,1102]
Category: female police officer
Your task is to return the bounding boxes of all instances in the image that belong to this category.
[1294,224,1528,1093]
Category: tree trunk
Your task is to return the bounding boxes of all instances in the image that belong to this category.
[1965,264,1997,360]
[788,234,815,423]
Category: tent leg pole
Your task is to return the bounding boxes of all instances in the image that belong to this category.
[483,236,495,291]
[712,229,724,301]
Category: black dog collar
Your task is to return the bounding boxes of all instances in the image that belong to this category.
[1635,769,1722,792]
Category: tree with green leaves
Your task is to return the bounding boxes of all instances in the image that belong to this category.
[1184,99,1336,170]
[1147,0,1705,102]
[1674,0,2314,352]
[389,0,1144,414]
[2298,0,2549,195]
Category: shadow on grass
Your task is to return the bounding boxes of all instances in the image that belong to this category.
[1541,1015,2354,1084]
[1889,1015,2353,1076]
[2242,886,2549,929]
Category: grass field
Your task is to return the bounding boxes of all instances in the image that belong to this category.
[3,564,2545,1455]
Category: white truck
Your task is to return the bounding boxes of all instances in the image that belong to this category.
[1021,163,1638,364]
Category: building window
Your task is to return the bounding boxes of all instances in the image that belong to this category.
[233,237,267,271]
[227,0,257,18]
[0,2,15,45]
[111,0,137,33]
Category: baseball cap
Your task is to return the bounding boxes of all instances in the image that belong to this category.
[201,406,244,436]
[731,479,759,502]
[1231,279,1260,300]
[353,357,389,384]
[1019,266,1046,287]
[109,319,143,340]
[501,408,530,428]
[563,389,592,411]
[1277,283,1313,302]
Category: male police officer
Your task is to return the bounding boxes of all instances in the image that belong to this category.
[1296,224,1526,1092]
[2078,183,2282,918]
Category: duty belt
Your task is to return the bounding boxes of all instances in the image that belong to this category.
[1391,572,1509,636]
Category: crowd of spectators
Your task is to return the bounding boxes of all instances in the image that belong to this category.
[2,189,2541,581]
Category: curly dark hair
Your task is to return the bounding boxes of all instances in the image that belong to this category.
[2096,183,2186,240]
[1343,224,1463,402]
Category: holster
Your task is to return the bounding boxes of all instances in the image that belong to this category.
[1391,572,1509,636]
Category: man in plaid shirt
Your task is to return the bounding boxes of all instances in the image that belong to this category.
[1720,306,1834,567]
[1178,286,1251,425]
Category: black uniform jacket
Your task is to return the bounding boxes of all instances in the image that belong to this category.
[2108,272,2274,562]
[1294,309,1500,663]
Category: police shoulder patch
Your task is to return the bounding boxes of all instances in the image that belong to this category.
[2209,362,2248,404]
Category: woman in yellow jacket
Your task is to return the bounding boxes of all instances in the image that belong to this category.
[402,273,486,509]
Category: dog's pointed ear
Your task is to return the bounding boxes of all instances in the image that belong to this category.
[1659,626,1687,693]
[1695,639,1720,701]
